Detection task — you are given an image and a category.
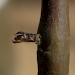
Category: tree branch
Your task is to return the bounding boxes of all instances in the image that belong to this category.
[37,0,70,75]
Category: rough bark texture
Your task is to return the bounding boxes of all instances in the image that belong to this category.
[37,0,70,75]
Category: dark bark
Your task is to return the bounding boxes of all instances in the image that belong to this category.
[37,0,70,75]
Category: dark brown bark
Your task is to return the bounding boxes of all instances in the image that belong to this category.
[37,0,70,75]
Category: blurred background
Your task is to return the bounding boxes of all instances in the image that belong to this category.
[0,0,75,75]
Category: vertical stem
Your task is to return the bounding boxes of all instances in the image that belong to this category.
[37,0,70,75]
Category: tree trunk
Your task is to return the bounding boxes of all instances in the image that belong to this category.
[37,0,70,75]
